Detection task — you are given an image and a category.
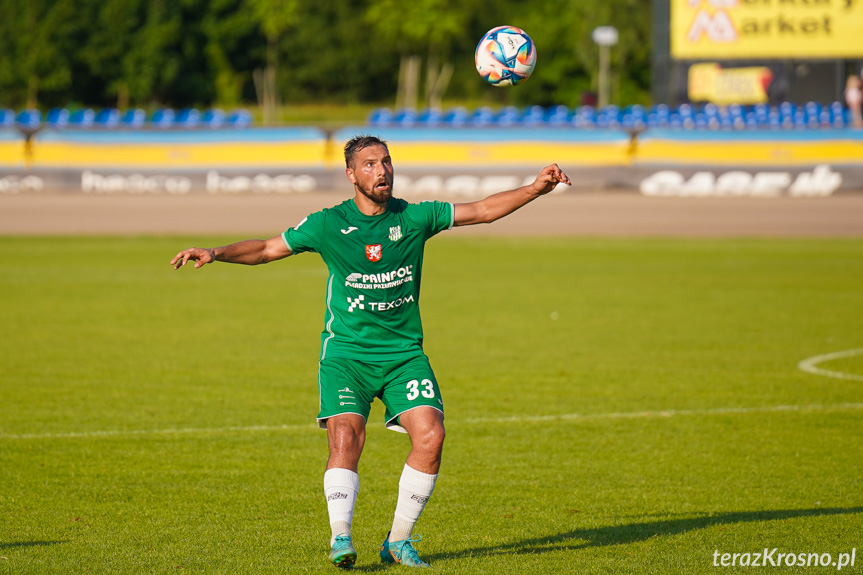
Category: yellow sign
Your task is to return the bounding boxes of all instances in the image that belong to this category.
[688,62,772,104]
[671,0,863,59]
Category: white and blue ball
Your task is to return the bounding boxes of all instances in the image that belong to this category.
[475,26,537,87]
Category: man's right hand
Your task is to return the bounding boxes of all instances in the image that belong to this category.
[170,248,215,270]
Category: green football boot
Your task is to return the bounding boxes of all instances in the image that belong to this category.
[380,532,430,568]
[329,533,357,570]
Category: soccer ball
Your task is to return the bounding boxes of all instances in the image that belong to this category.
[475,26,537,87]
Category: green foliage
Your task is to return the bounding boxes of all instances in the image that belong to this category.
[0,0,654,110]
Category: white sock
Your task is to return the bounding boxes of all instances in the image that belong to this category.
[389,464,437,542]
[323,468,359,545]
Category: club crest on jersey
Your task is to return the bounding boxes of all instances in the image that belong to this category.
[388,225,402,242]
[365,244,382,262]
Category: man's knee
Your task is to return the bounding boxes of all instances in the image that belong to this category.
[404,409,445,454]
[327,415,366,459]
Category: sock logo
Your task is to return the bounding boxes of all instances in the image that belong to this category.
[327,492,349,501]
[410,494,429,504]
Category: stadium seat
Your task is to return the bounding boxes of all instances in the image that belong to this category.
[68,108,95,128]
[470,106,495,127]
[676,103,694,121]
[15,109,42,129]
[225,108,252,128]
[544,105,571,127]
[94,108,120,128]
[393,108,417,127]
[442,107,468,127]
[367,107,392,126]
[0,108,13,127]
[200,108,225,128]
[767,108,782,129]
[594,106,620,129]
[520,105,545,126]
[417,107,442,126]
[828,101,846,127]
[495,106,521,127]
[621,105,646,130]
[45,108,70,128]
[120,108,147,129]
[150,108,175,128]
[175,108,201,127]
[571,105,596,129]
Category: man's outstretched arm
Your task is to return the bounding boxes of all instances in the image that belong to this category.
[452,163,570,227]
[170,235,292,270]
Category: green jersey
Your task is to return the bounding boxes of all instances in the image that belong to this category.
[282,197,454,361]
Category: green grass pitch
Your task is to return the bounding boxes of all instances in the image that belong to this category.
[1,235,861,574]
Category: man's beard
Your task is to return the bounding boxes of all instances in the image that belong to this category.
[356,179,393,204]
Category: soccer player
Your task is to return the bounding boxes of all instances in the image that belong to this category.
[170,135,570,569]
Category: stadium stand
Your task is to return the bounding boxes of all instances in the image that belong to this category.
[362,102,855,131]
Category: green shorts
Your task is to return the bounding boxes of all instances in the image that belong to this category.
[317,354,443,433]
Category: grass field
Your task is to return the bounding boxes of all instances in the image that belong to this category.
[1,235,861,574]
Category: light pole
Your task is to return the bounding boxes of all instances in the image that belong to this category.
[592,26,619,109]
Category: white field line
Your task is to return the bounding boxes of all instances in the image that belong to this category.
[798,348,863,382]
[2,403,862,441]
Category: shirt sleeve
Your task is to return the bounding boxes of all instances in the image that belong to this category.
[281,210,324,254]
[419,200,455,240]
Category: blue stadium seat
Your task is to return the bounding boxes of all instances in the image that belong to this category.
[175,108,201,127]
[150,108,175,128]
[594,106,620,129]
[470,106,495,127]
[120,108,147,129]
[792,109,808,129]
[417,108,442,126]
[367,107,392,126]
[804,101,822,121]
[767,108,782,129]
[544,105,571,127]
[200,108,225,128]
[650,104,670,123]
[393,108,417,127]
[225,108,252,128]
[46,108,70,128]
[778,101,796,118]
[94,108,120,128]
[621,105,646,130]
[676,104,694,125]
[68,108,95,128]
[521,105,545,126]
[442,107,468,127]
[495,106,520,127]
[828,101,846,127]
[570,105,596,129]
[0,108,13,127]
[16,109,42,129]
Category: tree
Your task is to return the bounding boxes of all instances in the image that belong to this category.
[246,0,299,123]
[366,0,476,109]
